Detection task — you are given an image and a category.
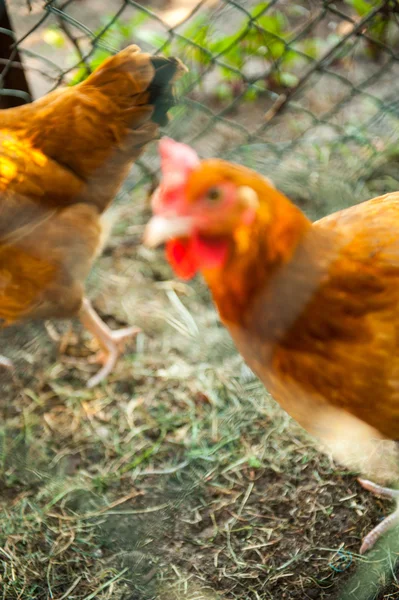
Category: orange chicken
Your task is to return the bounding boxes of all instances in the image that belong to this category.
[0,48,186,387]
[145,137,399,553]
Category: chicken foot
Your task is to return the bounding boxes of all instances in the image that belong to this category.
[358,478,399,553]
[79,297,140,388]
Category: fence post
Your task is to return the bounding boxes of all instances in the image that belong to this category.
[0,0,31,108]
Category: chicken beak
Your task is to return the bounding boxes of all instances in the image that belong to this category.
[144,215,194,247]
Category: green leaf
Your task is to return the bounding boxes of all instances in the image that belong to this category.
[42,27,66,49]
[257,13,286,36]
[345,0,374,16]
[215,82,234,102]
[220,66,235,81]
[180,14,210,45]
[301,37,323,60]
[250,2,270,19]
[243,88,259,101]
[68,48,111,86]
[279,71,299,88]
[247,456,262,468]
[211,33,243,58]
[280,48,300,67]
[268,40,286,60]
[136,29,169,48]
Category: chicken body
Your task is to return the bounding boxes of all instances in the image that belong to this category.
[145,138,399,552]
[212,193,399,441]
[0,48,186,386]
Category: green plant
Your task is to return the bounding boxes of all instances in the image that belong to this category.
[172,3,303,101]
[45,0,395,106]
[345,0,399,59]
[44,2,309,104]
[68,13,150,86]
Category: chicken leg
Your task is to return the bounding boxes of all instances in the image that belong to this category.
[79,297,140,388]
[358,478,399,553]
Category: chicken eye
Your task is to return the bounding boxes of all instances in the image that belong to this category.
[207,187,223,203]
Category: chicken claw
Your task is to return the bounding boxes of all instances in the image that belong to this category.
[358,478,399,553]
[79,298,140,388]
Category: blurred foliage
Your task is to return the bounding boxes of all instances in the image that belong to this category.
[43,0,399,107]
[41,1,375,104]
[345,0,399,59]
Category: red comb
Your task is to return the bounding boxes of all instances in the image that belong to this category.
[152,137,200,215]
[159,137,199,171]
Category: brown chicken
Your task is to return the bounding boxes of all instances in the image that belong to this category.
[0,47,186,387]
[145,137,399,553]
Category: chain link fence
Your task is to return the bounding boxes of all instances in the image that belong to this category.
[3,0,399,210]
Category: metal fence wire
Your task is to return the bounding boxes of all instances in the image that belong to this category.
[3,0,399,208]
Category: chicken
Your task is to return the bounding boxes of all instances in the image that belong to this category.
[145,137,399,553]
[0,48,186,387]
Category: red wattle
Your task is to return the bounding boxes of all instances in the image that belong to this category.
[166,234,229,280]
[166,239,199,280]
[192,234,229,270]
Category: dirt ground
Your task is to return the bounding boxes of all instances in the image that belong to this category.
[2,1,399,599]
